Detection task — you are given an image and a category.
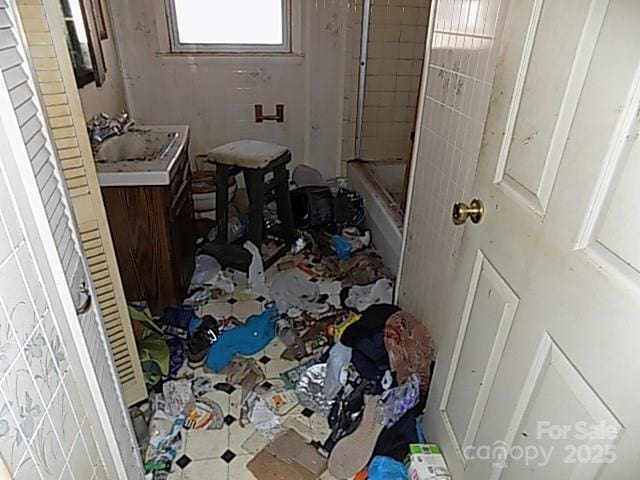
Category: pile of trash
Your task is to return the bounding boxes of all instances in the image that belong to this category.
[130,165,444,480]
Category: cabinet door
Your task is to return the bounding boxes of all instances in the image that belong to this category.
[169,164,195,300]
[19,0,146,406]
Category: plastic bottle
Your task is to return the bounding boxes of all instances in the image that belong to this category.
[276,317,300,347]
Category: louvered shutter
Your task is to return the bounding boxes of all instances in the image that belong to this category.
[16,0,147,406]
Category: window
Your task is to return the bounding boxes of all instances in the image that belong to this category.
[167,0,291,53]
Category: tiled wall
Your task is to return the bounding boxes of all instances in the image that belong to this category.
[360,0,429,162]
[398,0,502,342]
[0,164,106,478]
[341,1,362,166]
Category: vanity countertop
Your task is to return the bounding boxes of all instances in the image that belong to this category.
[96,125,190,187]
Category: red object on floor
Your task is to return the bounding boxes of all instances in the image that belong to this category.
[355,468,368,480]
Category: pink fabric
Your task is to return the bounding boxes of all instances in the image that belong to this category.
[384,311,434,391]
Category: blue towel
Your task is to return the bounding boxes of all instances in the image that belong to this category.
[205,303,278,372]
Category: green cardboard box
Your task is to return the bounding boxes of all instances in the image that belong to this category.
[405,444,452,479]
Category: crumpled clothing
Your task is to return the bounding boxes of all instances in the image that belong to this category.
[343,278,394,312]
[376,374,421,428]
[166,337,185,377]
[270,271,329,315]
[384,311,434,391]
[205,303,278,372]
[130,305,171,385]
[187,254,235,302]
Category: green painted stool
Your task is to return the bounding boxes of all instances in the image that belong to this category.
[207,140,296,268]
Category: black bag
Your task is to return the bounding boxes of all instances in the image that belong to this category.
[290,186,334,228]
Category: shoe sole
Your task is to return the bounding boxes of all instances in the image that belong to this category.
[328,395,383,479]
[188,358,205,369]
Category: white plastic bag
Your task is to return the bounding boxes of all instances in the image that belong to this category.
[324,342,352,400]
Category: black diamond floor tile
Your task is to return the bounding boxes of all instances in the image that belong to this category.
[259,355,271,365]
[262,381,273,390]
[221,450,237,464]
[256,295,266,303]
[301,408,315,418]
[227,297,238,305]
[175,455,192,469]
[214,382,236,394]
[224,414,236,426]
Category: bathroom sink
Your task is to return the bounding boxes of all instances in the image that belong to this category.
[95,129,178,164]
[96,125,189,187]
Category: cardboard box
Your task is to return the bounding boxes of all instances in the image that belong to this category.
[405,444,452,480]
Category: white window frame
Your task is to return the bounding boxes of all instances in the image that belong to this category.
[165,0,292,54]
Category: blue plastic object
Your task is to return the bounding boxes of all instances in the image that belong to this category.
[205,303,278,372]
[331,234,353,260]
[368,456,408,480]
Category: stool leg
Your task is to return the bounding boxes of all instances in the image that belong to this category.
[274,163,295,245]
[244,169,265,247]
[216,164,230,243]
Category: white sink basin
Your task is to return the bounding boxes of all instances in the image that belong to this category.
[96,125,189,187]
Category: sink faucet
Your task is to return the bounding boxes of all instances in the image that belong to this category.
[88,111,135,150]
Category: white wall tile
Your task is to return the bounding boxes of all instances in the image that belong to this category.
[399,0,503,342]
[0,164,96,476]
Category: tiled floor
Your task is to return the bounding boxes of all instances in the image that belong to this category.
[165,254,346,480]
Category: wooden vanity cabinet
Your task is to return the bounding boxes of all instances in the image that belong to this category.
[101,149,196,315]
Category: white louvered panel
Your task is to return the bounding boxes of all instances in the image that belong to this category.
[38,171,57,205]
[43,185,61,216]
[0,9,10,28]
[0,27,14,48]
[21,114,42,144]
[4,65,27,90]
[31,145,48,174]
[25,130,45,157]
[15,99,37,125]
[8,81,30,107]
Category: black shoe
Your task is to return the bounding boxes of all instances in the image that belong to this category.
[187,315,219,368]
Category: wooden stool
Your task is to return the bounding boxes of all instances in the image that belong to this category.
[207,140,296,267]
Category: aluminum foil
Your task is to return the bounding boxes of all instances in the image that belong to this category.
[294,363,334,417]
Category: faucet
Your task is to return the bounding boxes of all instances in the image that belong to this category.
[87,111,135,150]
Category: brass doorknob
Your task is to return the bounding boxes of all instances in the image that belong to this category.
[452,199,484,226]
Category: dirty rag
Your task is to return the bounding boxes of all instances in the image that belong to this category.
[270,271,330,315]
[343,278,394,312]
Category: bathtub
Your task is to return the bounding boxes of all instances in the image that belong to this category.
[347,160,405,274]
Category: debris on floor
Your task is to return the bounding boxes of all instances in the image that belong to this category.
[129,169,441,479]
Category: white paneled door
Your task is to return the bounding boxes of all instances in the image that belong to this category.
[425,0,640,478]
[0,0,141,478]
